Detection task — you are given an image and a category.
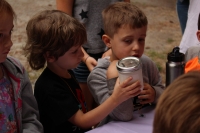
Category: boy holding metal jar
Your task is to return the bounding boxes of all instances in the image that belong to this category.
[87,2,165,125]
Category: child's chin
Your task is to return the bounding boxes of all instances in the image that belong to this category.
[0,57,7,63]
[73,64,79,69]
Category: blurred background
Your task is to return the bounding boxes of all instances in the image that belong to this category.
[7,0,181,86]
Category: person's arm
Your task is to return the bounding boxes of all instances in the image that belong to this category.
[138,55,165,104]
[185,46,200,62]
[88,59,134,122]
[22,70,44,133]
[56,0,74,15]
[138,83,156,104]
[106,60,118,80]
[106,60,133,121]
[81,47,97,71]
[107,78,134,121]
[87,58,111,104]
[69,77,141,128]
[56,0,98,71]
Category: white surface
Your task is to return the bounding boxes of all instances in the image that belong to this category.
[87,106,155,133]
[118,68,144,90]
[179,0,200,54]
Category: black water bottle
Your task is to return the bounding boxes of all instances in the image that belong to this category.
[166,47,185,87]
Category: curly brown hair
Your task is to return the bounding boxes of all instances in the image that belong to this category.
[24,10,87,70]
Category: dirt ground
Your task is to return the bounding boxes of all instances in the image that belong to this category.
[7,0,182,85]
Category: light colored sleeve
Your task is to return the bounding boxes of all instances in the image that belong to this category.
[141,55,165,104]
[87,64,110,104]
[87,59,133,121]
[185,46,200,62]
[179,0,200,54]
[21,70,44,133]
[107,78,133,121]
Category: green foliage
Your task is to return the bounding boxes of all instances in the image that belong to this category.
[146,50,165,60]
[166,38,174,44]
[146,50,166,73]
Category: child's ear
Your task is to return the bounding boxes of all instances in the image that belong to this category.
[102,34,112,48]
[44,52,55,62]
[197,30,200,42]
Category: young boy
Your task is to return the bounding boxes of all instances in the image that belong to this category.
[87,2,165,124]
[184,13,200,73]
[153,71,200,133]
[0,0,43,132]
[56,0,130,112]
[24,10,141,133]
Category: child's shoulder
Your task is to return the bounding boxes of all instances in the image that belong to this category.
[140,54,154,63]
[185,46,200,62]
[140,54,158,69]
[4,56,24,74]
[107,60,118,80]
[186,46,200,54]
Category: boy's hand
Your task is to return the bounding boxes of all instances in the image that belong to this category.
[138,83,156,104]
[85,57,97,71]
[111,77,141,105]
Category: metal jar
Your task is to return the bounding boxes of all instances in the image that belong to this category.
[116,56,143,90]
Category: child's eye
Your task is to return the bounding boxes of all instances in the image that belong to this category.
[124,39,132,43]
[139,38,145,42]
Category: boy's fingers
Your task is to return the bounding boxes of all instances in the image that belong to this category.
[132,90,141,97]
[128,86,141,97]
[127,81,141,90]
[139,89,150,95]
[120,77,133,87]
[140,100,150,105]
[138,94,149,99]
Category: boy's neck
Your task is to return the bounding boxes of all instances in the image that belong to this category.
[110,55,118,62]
[47,64,71,79]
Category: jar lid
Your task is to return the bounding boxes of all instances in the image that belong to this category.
[116,56,141,73]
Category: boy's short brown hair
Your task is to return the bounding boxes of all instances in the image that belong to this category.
[153,71,200,133]
[102,2,148,38]
[24,10,87,70]
[0,0,16,18]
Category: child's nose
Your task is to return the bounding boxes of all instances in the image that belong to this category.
[132,41,140,51]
